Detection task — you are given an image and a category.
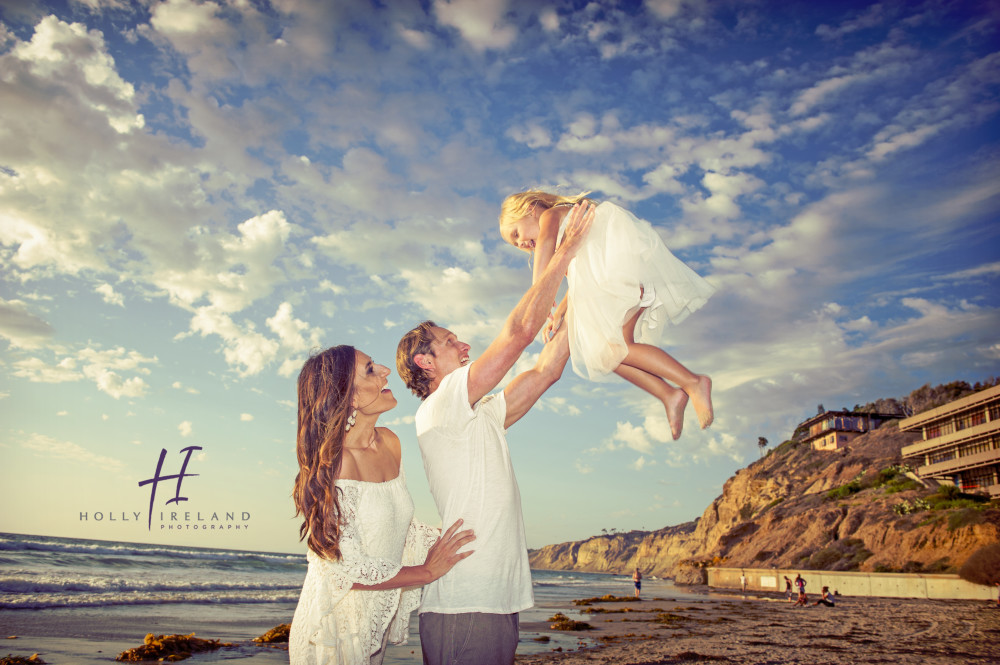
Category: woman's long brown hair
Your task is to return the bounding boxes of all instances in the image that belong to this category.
[292,345,356,560]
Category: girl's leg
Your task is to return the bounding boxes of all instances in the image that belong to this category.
[618,315,713,429]
[615,364,687,440]
[614,309,688,440]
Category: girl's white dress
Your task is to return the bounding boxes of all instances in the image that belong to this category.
[290,467,439,665]
[560,201,714,381]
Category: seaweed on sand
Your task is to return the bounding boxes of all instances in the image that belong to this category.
[253,624,291,643]
[573,594,639,606]
[116,633,232,662]
[1,655,46,664]
[548,613,593,631]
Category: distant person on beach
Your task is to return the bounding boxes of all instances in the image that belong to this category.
[740,572,747,593]
[813,586,836,607]
[793,573,808,606]
[498,191,715,440]
[289,346,475,665]
[397,204,594,665]
[784,576,793,602]
[633,568,643,598]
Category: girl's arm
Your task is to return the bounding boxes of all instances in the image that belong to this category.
[531,207,564,286]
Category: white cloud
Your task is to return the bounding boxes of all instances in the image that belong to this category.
[433,0,517,51]
[266,302,324,356]
[645,0,685,20]
[396,24,432,50]
[95,283,124,307]
[535,395,583,417]
[9,16,143,133]
[506,122,552,149]
[815,3,889,40]
[178,420,193,437]
[538,9,559,32]
[22,432,125,471]
[240,413,253,422]
[154,210,294,314]
[12,346,155,399]
[12,356,81,384]
[77,347,155,399]
[180,301,323,377]
[184,306,280,376]
[611,421,655,454]
[0,299,53,349]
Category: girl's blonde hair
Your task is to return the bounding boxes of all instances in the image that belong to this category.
[498,190,594,233]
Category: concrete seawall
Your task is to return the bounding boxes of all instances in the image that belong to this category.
[708,566,996,601]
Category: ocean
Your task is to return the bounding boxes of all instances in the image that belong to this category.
[0,532,707,661]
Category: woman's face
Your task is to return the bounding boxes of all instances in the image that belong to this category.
[352,350,397,415]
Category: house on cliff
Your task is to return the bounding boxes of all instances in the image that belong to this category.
[799,410,903,451]
[900,384,1000,498]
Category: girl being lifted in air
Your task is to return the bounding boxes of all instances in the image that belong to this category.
[499,191,715,440]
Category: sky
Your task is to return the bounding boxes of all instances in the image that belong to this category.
[1,0,998,556]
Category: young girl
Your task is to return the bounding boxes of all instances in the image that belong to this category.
[498,191,715,439]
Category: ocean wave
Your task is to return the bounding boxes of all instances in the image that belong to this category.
[0,534,304,569]
[0,572,301,596]
[0,588,302,610]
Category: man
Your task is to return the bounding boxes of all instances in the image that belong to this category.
[396,203,594,665]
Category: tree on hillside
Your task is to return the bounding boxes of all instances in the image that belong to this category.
[958,543,1000,586]
[758,437,768,458]
[853,397,905,415]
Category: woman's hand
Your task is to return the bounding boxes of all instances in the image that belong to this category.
[421,519,475,583]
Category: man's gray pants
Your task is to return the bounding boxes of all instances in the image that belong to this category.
[419,612,519,665]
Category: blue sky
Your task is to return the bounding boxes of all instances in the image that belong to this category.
[1,0,998,555]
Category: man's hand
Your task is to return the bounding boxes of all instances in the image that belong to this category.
[555,202,596,259]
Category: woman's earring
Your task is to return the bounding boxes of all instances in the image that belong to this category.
[345,409,357,431]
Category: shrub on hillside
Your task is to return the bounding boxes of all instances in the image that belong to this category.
[958,543,1000,586]
[805,538,873,571]
[947,507,986,531]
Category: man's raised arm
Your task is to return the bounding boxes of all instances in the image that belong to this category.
[465,202,594,406]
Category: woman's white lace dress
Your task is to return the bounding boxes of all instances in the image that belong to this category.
[289,467,439,665]
[560,201,715,381]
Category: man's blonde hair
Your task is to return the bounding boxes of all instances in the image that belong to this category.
[396,320,438,400]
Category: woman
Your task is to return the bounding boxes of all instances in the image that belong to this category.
[290,345,475,665]
[813,586,836,607]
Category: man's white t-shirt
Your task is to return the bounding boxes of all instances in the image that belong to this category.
[415,364,533,615]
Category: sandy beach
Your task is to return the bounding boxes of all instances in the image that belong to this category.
[517,590,1000,665]
[4,590,999,664]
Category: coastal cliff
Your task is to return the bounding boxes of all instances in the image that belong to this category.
[529,421,1000,579]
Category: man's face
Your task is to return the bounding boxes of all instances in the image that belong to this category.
[426,326,470,379]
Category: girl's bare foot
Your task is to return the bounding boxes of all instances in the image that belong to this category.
[664,390,688,440]
[689,375,713,429]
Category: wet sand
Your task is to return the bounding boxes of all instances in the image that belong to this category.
[516,591,1000,664]
[3,592,998,663]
